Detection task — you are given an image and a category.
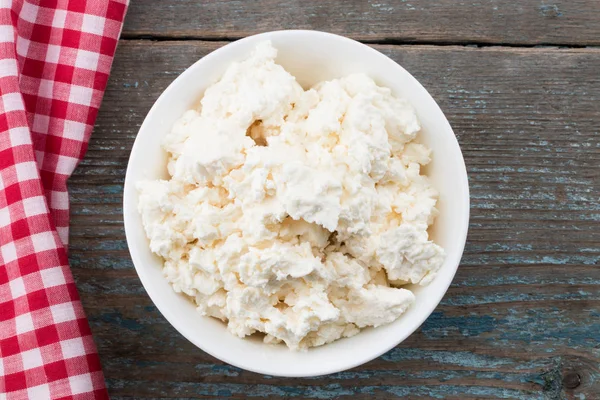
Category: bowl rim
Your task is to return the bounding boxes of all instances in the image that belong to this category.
[123,29,470,377]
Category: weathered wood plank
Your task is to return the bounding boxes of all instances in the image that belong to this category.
[122,0,600,46]
[69,41,600,399]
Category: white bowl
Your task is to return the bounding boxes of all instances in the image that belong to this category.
[123,30,469,377]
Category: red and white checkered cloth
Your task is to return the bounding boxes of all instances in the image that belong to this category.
[0,0,128,398]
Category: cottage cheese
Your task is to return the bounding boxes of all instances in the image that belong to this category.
[137,41,445,350]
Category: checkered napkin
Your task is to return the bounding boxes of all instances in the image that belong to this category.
[1,0,127,398]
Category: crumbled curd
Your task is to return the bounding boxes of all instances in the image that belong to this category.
[137,41,444,350]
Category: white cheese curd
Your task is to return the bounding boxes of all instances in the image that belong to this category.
[137,41,445,350]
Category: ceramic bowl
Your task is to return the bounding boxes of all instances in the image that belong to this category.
[123,30,469,377]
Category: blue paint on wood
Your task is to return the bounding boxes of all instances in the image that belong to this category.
[380,348,542,369]
[420,311,497,338]
[105,380,545,399]
[539,4,563,18]
[93,312,145,331]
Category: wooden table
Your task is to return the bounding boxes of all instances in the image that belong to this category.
[69,1,600,398]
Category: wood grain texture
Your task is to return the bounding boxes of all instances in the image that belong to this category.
[69,40,600,399]
[121,0,600,46]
